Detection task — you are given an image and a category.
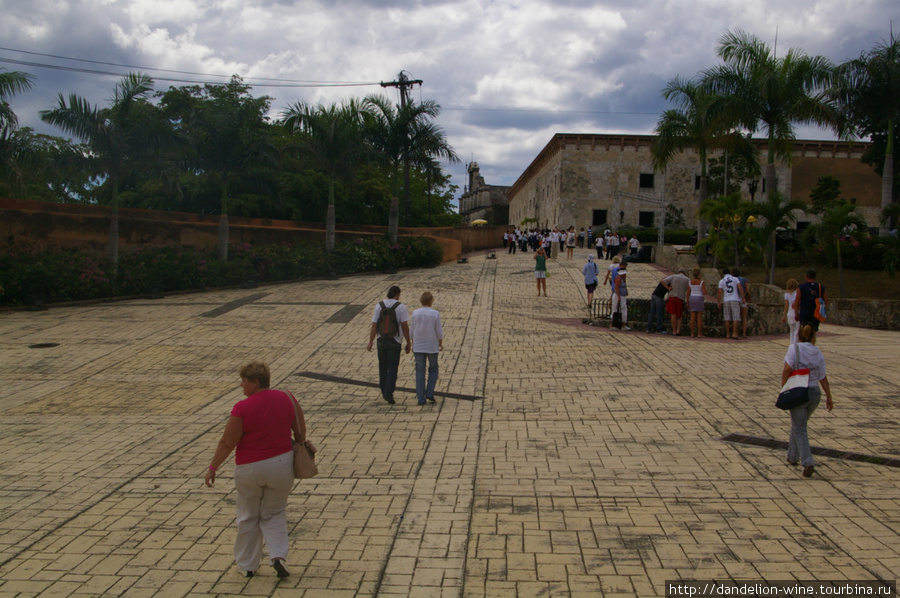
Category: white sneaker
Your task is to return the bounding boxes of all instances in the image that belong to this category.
[622,326,631,331]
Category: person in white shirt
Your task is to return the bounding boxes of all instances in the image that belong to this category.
[717,268,744,340]
[367,286,411,404]
[628,235,640,256]
[410,292,444,406]
[783,278,800,344]
[781,324,833,477]
[609,232,620,258]
[549,228,561,259]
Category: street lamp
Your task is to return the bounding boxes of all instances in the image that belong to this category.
[747,179,759,202]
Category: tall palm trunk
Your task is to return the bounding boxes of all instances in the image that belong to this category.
[765,139,777,201]
[697,176,708,242]
[403,157,411,227]
[217,181,229,263]
[388,196,399,244]
[108,179,119,272]
[326,175,336,252]
[732,223,740,267]
[881,119,894,237]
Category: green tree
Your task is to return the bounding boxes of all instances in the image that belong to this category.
[698,192,755,266]
[0,69,34,131]
[748,191,807,283]
[835,32,900,236]
[705,142,760,199]
[808,174,843,212]
[0,69,36,196]
[362,95,459,240]
[652,77,727,240]
[282,99,367,252]
[40,72,172,268]
[706,28,840,201]
[652,76,757,240]
[159,77,275,262]
[802,201,868,297]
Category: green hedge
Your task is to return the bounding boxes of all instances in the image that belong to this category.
[0,236,443,307]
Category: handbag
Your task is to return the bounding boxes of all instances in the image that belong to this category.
[286,391,318,479]
[814,283,827,322]
[293,440,318,479]
[612,307,623,329]
[776,344,810,410]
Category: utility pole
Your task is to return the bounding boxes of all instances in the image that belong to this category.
[381,72,423,228]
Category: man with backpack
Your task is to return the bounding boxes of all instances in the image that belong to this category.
[367,285,411,404]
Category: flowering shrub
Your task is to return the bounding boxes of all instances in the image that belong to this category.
[0,236,443,307]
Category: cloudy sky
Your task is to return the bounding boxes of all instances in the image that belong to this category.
[1,0,896,205]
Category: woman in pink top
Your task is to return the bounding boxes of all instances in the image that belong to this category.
[205,362,308,579]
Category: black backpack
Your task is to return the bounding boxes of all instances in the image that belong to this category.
[376,301,400,338]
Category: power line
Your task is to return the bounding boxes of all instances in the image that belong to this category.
[0,47,380,88]
[1,46,660,117]
[443,106,659,116]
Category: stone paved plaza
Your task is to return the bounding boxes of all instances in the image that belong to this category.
[1,247,898,598]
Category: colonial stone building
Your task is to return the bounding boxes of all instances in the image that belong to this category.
[507,133,882,232]
[457,162,510,225]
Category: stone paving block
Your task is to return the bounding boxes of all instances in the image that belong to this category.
[1,252,899,597]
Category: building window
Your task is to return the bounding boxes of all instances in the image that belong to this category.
[639,211,655,228]
[592,209,607,226]
[639,173,655,189]
[695,175,702,190]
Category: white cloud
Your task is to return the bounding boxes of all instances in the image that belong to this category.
[1,0,896,198]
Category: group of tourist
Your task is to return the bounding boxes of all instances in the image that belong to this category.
[204,284,446,580]
[593,229,639,260]
[645,266,708,337]
[504,227,641,264]
[503,226,574,258]
[576,246,834,481]
[202,249,837,582]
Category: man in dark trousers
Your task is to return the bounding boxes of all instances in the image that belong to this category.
[793,269,828,332]
[367,285,411,404]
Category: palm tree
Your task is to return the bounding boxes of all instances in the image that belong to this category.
[653,77,724,241]
[40,72,170,268]
[749,191,807,284]
[1,70,36,196]
[882,202,900,230]
[699,192,754,266]
[803,201,868,297]
[0,69,34,131]
[362,95,458,238]
[705,28,840,201]
[652,76,758,243]
[282,99,367,252]
[835,32,900,236]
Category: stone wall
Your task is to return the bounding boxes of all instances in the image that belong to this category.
[0,198,518,263]
[508,133,880,232]
[651,254,900,332]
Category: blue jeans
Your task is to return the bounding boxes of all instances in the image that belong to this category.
[414,352,439,404]
[647,295,666,332]
[788,387,821,467]
[377,337,402,400]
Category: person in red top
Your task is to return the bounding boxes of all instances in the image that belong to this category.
[205,362,308,579]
